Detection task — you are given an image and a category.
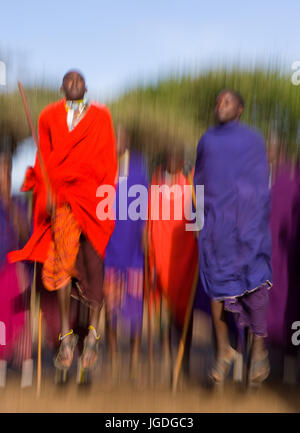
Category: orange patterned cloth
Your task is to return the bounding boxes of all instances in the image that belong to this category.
[42,204,81,291]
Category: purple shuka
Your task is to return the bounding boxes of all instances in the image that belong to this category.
[267,162,300,351]
[194,120,272,336]
[0,198,31,361]
[104,151,148,335]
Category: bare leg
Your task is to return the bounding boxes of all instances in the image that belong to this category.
[57,282,72,336]
[210,300,235,381]
[161,298,172,368]
[251,335,265,359]
[105,315,118,359]
[130,333,141,379]
[56,282,73,368]
[182,314,193,379]
[105,311,119,378]
[81,302,102,369]
[249,335,270,383]
[211,300,231,357]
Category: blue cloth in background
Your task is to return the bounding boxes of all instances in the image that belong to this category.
[105,151,148,269]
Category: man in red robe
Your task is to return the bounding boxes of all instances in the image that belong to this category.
[8,70,117,374]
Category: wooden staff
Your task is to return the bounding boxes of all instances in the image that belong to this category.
[29,261,42,396]
[17,82,52,199]
[37,303,42,397]
[30,261,36,337]
[172,172,199,393]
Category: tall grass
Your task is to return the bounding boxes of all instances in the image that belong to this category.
[0,88,59,152]
[1,67,300,164]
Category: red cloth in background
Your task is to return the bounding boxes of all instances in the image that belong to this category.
[148,169,198,326]
[8,99,117,264]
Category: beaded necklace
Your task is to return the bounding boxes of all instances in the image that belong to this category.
[65,97,88,131]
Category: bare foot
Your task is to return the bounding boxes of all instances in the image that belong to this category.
[249,349,270,383]
[211,346,236,382]
[81,331,99,369]
[55,334,76,369]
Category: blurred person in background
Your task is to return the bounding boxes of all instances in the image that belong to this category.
[8,71,117,382]
[194,90,272,387]
[0,142,32,388]
[147,149,198,384]
[267,131,300,384]
[104,125,148,384]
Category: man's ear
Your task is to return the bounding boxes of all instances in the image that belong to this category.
[238,105,243,118]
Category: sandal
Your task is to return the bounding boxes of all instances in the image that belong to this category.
[54,330,78,370]
[210,347,237,384]
[248,351,270,385]
[80,325,101,371]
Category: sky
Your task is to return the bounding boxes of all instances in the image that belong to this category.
[1,1,300,100]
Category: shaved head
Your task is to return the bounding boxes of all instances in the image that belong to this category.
[63,69,85,84]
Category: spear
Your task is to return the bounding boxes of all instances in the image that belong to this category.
[17,82,53,200]
[172,172,199,393]
[17,82,52,397]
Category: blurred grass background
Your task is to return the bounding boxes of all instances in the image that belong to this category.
[1,66,300,169]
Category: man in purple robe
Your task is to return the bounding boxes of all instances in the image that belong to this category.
[194,90,272,386]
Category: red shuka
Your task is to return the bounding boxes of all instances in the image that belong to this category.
[148,169,198,326]
[8,99,117,264]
